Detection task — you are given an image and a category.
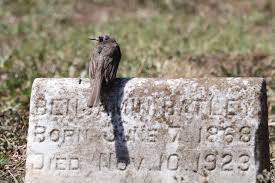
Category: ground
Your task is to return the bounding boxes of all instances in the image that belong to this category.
[0,0,275,182]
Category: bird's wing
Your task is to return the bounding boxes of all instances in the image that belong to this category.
[102,44,121,83]
[89,45,104,79]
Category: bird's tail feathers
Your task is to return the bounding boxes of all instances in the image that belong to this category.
[88,76,103,107]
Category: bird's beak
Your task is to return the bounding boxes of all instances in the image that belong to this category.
[89,38,98,41]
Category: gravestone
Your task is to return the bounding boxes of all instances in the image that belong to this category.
[25,78,270,183]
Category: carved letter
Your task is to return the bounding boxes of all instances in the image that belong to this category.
[33,125,46,142]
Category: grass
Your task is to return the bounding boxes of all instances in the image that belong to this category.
[0,0,275,182]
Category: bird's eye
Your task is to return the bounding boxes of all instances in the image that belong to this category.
[98,36,104,42]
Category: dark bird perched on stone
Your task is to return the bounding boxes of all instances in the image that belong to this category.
[88,35,121,107]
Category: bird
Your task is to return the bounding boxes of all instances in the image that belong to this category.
[87,35,121,107]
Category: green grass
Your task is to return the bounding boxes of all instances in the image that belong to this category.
[0,0,275,182]
[2,7,275,83]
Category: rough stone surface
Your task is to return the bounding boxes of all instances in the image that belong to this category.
[25,78,270,183]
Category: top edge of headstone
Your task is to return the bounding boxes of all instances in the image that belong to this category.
[31,77,266,90]
[32,77,265,83]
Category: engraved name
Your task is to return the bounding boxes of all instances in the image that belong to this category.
[31,95,256,122]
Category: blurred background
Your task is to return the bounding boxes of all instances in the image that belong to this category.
[0,0,275,182]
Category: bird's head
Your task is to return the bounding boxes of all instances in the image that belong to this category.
[89,35,111,42]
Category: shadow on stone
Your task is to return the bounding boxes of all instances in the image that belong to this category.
[102,78,132,167]
[255,80,270,178]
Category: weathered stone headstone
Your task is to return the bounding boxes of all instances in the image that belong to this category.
[25,78,269,183]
